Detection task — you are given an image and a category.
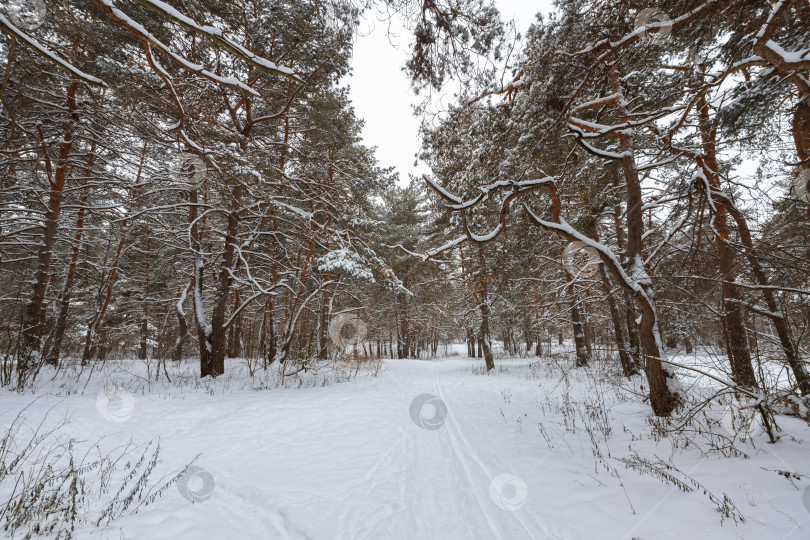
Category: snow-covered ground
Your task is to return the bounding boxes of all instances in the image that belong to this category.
[1,351,809,539]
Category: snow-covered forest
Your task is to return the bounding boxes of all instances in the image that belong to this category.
[1,0,809,538]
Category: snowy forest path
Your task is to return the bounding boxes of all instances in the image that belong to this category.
[434,374,549,540]
[291,357,551,540]
[148,356,561,540]
[4,356,808,539]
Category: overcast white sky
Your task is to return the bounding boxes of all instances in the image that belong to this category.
[345,1,556,185]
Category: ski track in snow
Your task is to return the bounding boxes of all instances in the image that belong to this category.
[1,356,809,539]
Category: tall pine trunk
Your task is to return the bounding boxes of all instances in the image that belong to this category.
[477,246,494,371]
[600,264,637,377]
[696,82,758,390]
[609,61,679,416]
[43,171,89,366]
[138,238,151,360]
[206,184,242,377]
[567,277,589,367]
[17,82,80,387]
